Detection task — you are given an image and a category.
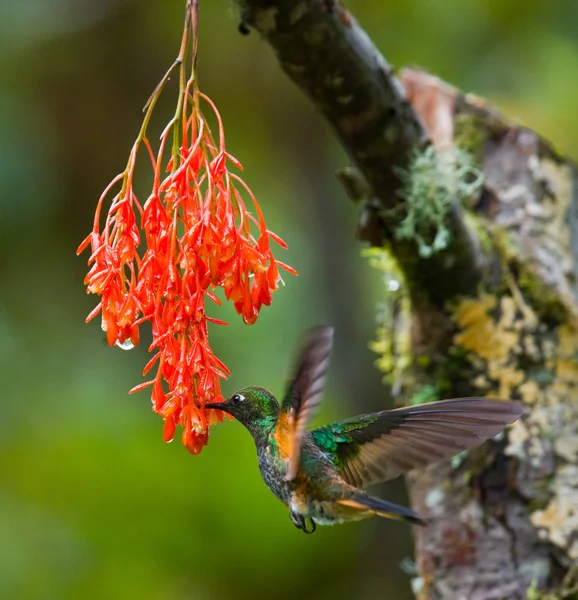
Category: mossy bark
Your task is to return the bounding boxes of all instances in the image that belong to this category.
[401,70,578,600]
[237,0,484,305]
[235,2,578,598]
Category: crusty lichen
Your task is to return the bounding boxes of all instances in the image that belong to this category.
[523,322,578,563]
[526,156,576,317]
[452,292,534,399]
[531,465,578,561]
[451,261,578,567]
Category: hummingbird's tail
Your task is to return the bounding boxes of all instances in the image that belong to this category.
[337,491,427,526]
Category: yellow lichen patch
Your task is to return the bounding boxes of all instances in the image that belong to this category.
[452,294,528,397]
[555,324,578,385]
[519,379,540,405]
[488,364,525,399]
[453,295,520,364]
[530,465,578,560]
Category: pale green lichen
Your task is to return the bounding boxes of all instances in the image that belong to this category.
[395,145,483,258]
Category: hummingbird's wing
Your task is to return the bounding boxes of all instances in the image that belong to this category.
[279,326,334,481]
[312,398,523,488]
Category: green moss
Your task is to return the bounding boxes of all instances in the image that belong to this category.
[453,112,488,161]
[518,265,568,323]
[528,497,550,513]
[464,211,494,254]
[436,346,475,395]
[527,581,547,600]
[363,247,413,385]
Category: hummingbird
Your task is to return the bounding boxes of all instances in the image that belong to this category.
[206,327,523,533]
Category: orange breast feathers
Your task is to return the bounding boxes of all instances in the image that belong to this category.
[274,411,296,463]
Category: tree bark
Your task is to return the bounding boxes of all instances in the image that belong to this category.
[402,70,578,600]
[236,1,578,598]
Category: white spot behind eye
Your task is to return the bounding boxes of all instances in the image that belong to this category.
[231,393,245,405]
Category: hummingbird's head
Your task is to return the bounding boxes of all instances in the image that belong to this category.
[206,386,279,439]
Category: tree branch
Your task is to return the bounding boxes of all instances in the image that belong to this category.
[238,0,484,306]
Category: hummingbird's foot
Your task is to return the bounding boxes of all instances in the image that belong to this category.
[304,519,316,534]
[290,510,305,530]
[290,510,317,534]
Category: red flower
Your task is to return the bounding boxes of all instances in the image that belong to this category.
[77,0,296,454]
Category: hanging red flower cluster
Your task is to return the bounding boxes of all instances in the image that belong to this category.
[77,0,295,454]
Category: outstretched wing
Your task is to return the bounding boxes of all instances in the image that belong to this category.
[312,398,524,488]
[277,326,334,481]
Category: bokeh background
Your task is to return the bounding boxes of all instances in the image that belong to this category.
[2,1,578,598]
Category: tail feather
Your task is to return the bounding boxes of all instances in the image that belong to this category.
[338,491,426,526]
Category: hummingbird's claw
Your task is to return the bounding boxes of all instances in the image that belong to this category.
[290,510,304,530]
[290,510,316,534]
[304,519,316,534]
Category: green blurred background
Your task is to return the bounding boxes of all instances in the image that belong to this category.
[1,1,577,598]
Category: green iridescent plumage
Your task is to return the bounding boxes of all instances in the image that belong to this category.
[206,327,524,533]
[312,418,377,472]
[313,417,377,450]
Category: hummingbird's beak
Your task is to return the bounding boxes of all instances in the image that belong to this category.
[205,401,229,413]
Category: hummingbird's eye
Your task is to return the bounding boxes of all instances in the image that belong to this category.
[231,393,245,406]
